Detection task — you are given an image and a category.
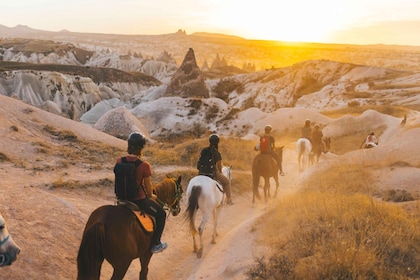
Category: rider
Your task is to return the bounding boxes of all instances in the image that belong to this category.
[254,125,284,176]
[301,119,312,143]
[198,134,233,205]
[116,132,168,253]
[311,124,324,152]
[364,131,378,148]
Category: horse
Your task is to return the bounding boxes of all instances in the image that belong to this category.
[297,138,312,172]
[0,213,20,267]
[251,147,284,204]
[310,137,331,164]
[184,166,232,258]
[77,175,182,280]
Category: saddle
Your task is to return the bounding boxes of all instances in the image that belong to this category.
[117,200,155,235]
[198,173,224,192]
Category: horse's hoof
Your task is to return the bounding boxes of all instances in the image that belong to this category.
[197,249,203,258]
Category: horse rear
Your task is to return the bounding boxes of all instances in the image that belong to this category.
[77,176,182,280]
[310,137,331,164]
[0,213,20,267]
[185,175,225,258]
[297,138,312,171]
[252,147,283,203]
[77,205,153,280]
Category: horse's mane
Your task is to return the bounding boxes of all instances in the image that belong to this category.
[154,176,174,203]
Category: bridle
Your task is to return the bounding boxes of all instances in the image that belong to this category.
[155,177,183,216]
[0,229,11,266]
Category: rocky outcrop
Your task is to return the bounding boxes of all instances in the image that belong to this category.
[94,106,150,140]
[165,48,209,98]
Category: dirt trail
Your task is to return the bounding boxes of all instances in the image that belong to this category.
[0,149,300,280]
[144,149,300,280]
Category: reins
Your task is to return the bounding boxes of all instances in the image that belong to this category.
[0,234,10,247]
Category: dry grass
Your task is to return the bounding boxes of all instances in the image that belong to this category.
[146,137,255,195]
[248,163,420,279]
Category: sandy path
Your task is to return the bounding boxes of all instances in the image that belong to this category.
[145,149,299,280]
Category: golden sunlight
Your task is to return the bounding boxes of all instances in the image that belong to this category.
[209,0,361,43]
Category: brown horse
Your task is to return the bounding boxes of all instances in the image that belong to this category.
[310,137,331,164]
[77,175,182,280]
[252,147,283,203]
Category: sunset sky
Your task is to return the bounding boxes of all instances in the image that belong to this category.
[3,0,420,46]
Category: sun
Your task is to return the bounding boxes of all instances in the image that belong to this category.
[205,0,357,43]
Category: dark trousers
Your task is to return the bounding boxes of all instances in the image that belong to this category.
[133,198,166,245]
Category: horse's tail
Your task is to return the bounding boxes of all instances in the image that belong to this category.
[185,185,201,235]
[77,223,105,280]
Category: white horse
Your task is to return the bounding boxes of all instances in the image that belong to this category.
[0,213,20,267]
[297,138,312,172]
[185,166,232,258]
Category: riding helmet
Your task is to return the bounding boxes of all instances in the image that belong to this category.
[264,125,272,133]
[128,132,146,148]
[209,134,220,144]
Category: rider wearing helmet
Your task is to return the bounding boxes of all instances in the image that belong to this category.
[311,124,324,152]
[255,125,284,176]
[116,132,168,253]
[302,119,312,141]
[198,134,233,205]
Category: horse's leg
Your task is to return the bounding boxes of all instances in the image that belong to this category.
[212,207,222,244]
[273,175,279,198]
[298,154,302,171]
[197,212,210,258]
[110,260,132,280]
[139,252,152,280]
[264,177,270,203]
[191,211,198,253]
[252,174,261,201]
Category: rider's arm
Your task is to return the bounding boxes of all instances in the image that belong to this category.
[216,160,222,173]
[143,176,157,200]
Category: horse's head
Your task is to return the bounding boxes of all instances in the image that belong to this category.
[323,137,331,152]
[154,175,183,217]
[0,214,20,267]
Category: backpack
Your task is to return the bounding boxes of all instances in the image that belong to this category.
[197,148,215,176]
[260,136,270,153]
[114,157,142,200]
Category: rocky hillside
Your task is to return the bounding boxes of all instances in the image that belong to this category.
[1,30,420,140]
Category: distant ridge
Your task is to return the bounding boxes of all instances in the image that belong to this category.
[191,32,244,40]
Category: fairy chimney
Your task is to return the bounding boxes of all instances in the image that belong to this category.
[165,48,209,98]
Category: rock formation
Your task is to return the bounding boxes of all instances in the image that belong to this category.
[165,48,209,98]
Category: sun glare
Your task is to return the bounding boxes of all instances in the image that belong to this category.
[205,0,360,43]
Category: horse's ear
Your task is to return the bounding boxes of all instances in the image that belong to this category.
[166,174,170,178]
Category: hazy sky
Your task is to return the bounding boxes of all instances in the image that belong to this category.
[3,0,420,46]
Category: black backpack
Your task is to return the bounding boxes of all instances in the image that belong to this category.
[197,147,215,176]
[114,157,142,200]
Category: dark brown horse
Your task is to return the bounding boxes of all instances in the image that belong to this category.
[252,147,283,203]
[77,175,182,280]
[310,137,331,164]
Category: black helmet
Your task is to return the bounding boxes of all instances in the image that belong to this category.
[128,132,146,148]
[209,134,220,145]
